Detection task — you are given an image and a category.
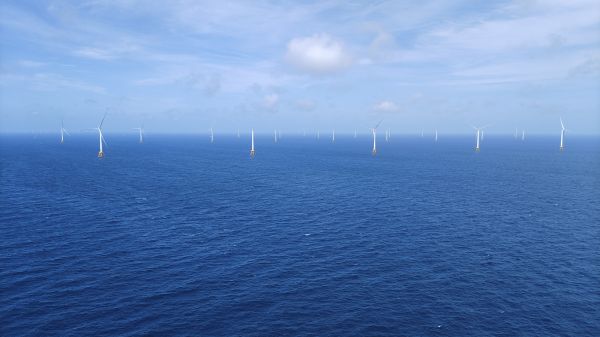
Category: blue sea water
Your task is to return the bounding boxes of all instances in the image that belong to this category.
[1,134,599,336]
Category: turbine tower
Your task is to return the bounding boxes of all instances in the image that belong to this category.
[274,129,278,143]
[522,130,525,141]
[133,126,144,144]
[371,120,383,156]
[560,118,567,151]
[210,127,214,143]
[96,113,107,158]
[472,125,489,151]
[250,128,255,158]
[354,129,357,138]
[60,119,70,144]
[435,129,438,142]
[332,129,335,143]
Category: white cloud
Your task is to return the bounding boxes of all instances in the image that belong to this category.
[373,100,399,112]
[74,47,116,60]
[286,34,351,74]
[1,72,105,94]
[263,94,279,110]
[18,60,46,67]
[295,99,316,111]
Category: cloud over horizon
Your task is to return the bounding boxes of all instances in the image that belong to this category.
[0,0,598,133]
[285,34,351,74]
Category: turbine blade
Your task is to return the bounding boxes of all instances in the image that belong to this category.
[101,134,108,147]
[560,117,565,130]
[374,119,383,129]
[99,112,107,128]
[63,129,71,136]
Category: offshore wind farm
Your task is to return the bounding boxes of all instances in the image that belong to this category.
[1,1,599,337]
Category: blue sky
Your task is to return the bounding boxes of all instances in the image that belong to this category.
[1,0,599,134]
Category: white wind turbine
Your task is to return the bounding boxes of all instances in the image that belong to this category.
[371,120,383,156]
[472,125,489,151]
[96,113,107,158]
[317,130,320,140]
[60,119,70,144]
[274,129,278,143]
[435,129,438,142]
[332,129,335,143]
[522,130,525,141]
[133,126,144,144]
[560,118,567,151]
[210,127,214,143]
[250,128,255,158]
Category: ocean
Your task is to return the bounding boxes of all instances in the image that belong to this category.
[1,134,599,336]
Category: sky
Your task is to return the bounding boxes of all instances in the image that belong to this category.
[0,0,599,134]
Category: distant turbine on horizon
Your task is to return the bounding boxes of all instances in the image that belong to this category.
[560,118,567,151]
[250,128,255,158]
[274,129,278,143]
[371,120,383,156]
[210,127,214,143]
[332,129,335,143]
[522,130,525,141]
[354,129,357,138]
[472,125,489,151]
[435,129,438,142]
[133,126,144,144]
[237,128,240,138]
[60,119,70,144]
[96,113,107,158]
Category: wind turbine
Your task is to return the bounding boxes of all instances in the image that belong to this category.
[317,130,320,140]
[274,129,278,143]
[385,129,389,142]
[210,127,214,143]
[133,126,144,144]
[250,128,255,158]
[332,129,335,143]
[472,125,489,151]
[560,118,567,151]
[435,129,438,142]
[354,129,357,138]
[60,119,70,144]
[522,130,525,141]
[371,120,383,156]
[96,113,107,158]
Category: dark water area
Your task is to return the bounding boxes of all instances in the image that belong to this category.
[1,134,599,336]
